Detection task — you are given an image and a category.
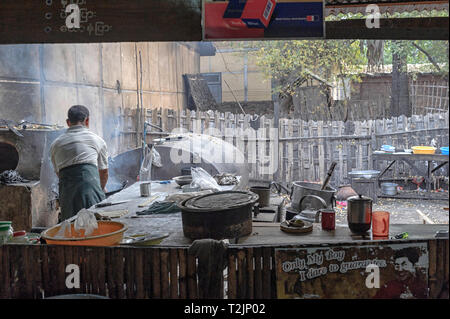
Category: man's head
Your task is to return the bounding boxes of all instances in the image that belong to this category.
[67,105,90,127]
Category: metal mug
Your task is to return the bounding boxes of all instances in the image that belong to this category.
[347,194,372,234]
[140,182,151,197]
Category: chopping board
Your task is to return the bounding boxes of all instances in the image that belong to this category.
[98,209,129,219]
[280,220,313,234]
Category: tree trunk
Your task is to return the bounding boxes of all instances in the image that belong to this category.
[391,41,411,117]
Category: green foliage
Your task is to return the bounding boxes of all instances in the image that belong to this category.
[240,39,447,95]
[383,40,449,74]
[251,40,365,88]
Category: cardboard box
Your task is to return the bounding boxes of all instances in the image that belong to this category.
[204,1,264,39]
[223,0,247,18]
[241,0,277,28]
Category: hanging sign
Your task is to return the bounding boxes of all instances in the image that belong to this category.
[275,243,429,299]
[0,0,202,44]
[203,0,325,40]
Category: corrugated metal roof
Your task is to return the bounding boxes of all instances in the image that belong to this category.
[325,0,448,15]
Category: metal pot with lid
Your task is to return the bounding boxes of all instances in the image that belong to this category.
[347,194,372,234]
[179,191,259,240]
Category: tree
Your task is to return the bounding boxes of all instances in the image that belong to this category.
[390,40,410,117]
[253,40,365,91]
[251,40,365,116]
[252,39,448,118]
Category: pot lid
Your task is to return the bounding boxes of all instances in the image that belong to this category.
[347,194,372,202]
[184,191,259,211]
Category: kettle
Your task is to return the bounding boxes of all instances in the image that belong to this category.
[347,194,372,234]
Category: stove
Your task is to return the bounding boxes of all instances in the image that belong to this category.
[0,127,64,230]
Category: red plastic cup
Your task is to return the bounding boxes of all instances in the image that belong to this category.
[320,209,336,231]
[372,211,390,237]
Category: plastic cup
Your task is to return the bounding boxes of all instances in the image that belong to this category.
[319,209,336,231]
[372,211,390,237]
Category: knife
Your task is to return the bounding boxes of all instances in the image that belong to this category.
[95,200,131,208]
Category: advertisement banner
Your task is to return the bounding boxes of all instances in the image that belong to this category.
[203,0,325,40]
[275,243,429,299]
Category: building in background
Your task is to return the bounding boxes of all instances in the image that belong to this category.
[200,43,272,104]
[0,42,209,156]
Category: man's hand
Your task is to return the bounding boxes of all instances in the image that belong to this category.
[99,169,108,191]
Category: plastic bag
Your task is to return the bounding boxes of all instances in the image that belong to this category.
[139,146,153,181]
[74,209,98,237]
[55,220,72,238]
[190,167,221,191]
[152,147,162,168]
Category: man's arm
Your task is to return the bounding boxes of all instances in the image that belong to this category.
[99,169,108,191]
[98,140,109,192]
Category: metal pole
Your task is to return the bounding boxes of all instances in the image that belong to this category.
[272,78,280,182]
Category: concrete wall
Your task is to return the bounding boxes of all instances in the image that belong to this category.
[200,46,272,102]
[0,42,200,155]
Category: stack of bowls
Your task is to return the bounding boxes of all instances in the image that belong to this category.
[381,145,395,153]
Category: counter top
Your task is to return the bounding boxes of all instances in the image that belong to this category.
[91,181,449,247]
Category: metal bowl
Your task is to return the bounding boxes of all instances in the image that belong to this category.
[172,175,193,186]
[381,182,398,196]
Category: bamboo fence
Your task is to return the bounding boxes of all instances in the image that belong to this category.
[113,108,449,187]
[1,239,447,299]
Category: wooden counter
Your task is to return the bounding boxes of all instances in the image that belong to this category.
[0,181,448,299]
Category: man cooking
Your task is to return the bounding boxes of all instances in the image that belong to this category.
[50,105,108,221]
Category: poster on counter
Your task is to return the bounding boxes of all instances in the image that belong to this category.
[203,0,325,40]
[275,243,429,299]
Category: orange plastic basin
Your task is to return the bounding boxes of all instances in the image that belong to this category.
[42,221,127,246]
[412,146,436,154]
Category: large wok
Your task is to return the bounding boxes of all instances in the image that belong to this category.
[271,181,336,212]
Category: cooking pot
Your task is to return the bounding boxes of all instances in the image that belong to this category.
[347,194,372,234]
[272,181,336,212]
[250,186,271,207]
[178,191,259,240]
[381,182,398,196]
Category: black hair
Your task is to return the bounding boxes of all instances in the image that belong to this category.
[68,105,90,124]
[394,247,420,265]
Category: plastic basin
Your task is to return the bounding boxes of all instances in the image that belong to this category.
[412,146,436,154]
[440,147,449,155]
[42,221,127,246]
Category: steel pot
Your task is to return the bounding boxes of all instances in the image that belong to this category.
[347,194,372,234]
[271,181,336,212]
[291,182,336,211]
[250,186,271,207]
